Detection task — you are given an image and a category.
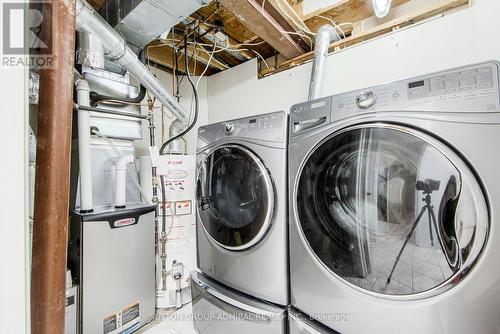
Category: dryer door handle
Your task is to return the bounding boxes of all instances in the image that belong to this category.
[293,117,327,133]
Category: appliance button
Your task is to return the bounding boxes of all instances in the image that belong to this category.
[224,123,235,134]
[356,90,376,109]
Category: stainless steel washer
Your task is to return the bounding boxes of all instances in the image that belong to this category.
[289,62,500,333]
[196,111,288,305]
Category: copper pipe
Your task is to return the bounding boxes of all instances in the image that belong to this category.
[31,0,76,333]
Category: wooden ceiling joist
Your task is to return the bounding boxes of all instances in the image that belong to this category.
[267,0,311,37]
[146,43,218,77]
[299,0,410,34]
[218,0,305,59]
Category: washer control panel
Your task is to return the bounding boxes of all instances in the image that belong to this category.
[331,62,500,121]
[198,111,286,147]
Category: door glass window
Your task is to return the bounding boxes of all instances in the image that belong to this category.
[197,146,274,250]
[297,127,488,296]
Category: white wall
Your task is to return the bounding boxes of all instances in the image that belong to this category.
[208,0,500,122]
[136,68,209,157]
[0,67,28,332]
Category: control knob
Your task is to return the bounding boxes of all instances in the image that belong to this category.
[224,123,235,135]
[356,90,376,109]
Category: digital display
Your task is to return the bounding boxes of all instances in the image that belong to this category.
[249,119,257,124]
[408,80,425,89]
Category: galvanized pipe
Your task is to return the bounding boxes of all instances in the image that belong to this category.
[75,0,189,125]
[308,25,340,101]
[31,0,76,333]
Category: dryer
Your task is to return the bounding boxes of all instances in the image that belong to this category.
[288,62,500,333]
[196,111,288,305]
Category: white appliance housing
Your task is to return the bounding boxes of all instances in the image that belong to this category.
[288,62,500,333]
[196,111,289,305]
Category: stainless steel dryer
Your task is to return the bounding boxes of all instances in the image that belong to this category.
[196,111,288,305]
[289,62,500,333]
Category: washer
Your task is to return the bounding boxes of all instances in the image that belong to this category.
[288,62,500,333]
[196,111,288,305]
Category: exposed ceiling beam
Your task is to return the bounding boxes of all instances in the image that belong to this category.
[218,0,305,59]
[146,43,218,76]
[267,0,311,35]
[295,0,410,34]
[261,0,469,77]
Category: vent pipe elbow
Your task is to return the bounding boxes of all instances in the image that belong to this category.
[308,25,340,101]
[75,0,189,125]
[167,119,188,155]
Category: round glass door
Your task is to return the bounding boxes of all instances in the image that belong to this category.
[296,125,488,297]
[197,145,274,250]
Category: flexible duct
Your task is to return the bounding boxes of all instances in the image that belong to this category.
[75,0,189,125]
[308,25,341,101]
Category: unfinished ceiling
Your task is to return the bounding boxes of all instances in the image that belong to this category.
[91,0,470,77]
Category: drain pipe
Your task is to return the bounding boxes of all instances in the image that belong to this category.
[75,0,189,125]
[308,25,341,101]
[75,79,93,212]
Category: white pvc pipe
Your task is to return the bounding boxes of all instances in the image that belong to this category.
[115,154,135,208]
[308,25,340,101]
[75,0,189,125]
[75,79,94,212]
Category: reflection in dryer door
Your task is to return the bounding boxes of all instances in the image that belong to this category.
[296,126,488,296]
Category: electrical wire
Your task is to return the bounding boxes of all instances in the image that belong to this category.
[317,14,347,38]
[196,41,217,90]
[156,39,269,67]
[279,30,313,48]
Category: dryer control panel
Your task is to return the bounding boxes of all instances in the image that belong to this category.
[330,62,500,121]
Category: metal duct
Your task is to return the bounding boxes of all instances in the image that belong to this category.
[76,0,189,124]
[101,0,210,51]
[308,25,340,101]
